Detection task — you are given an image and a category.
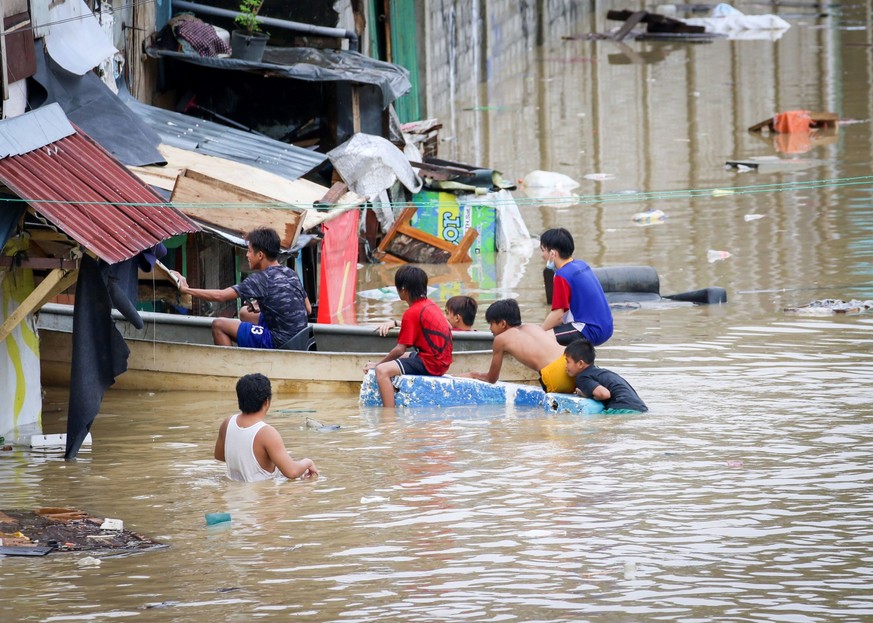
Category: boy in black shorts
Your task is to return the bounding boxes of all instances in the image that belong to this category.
[366,266,453,408]
[564,338,647,414]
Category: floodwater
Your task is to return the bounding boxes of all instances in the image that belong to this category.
[5,2,873,621]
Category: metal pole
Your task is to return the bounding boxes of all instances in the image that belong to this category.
[172,0,360,51]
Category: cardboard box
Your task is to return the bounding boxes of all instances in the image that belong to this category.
[410,190,496,254]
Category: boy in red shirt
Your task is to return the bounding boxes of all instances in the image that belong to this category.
[366,266,453,407]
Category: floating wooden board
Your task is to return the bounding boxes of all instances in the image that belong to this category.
[748,111,838,133]
[170,168,304,249]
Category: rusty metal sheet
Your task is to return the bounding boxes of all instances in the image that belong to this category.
[0,109,198,264]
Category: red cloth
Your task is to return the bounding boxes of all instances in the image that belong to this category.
[772,110,811,134]
[317,210,360,324]
[398,298,453,375]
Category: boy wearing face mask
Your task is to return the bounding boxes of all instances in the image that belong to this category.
[540,228,613,346]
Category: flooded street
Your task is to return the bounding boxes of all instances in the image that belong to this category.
[4,1,873,621]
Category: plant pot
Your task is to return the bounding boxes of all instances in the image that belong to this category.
[231,30,269,62]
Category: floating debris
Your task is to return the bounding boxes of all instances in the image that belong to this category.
[707,249,732,263]
[784,299,873,316]
[632,209,667,225]
[205,513,231,526]
[0,508,164,556]
[305,417,341,432]
[584,172,615,181]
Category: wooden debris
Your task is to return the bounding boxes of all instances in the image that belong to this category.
[606,10,706,34]
[170,168,305,248]
[0,508,165,555]
[374,207,477,264]
[748,111,838,133]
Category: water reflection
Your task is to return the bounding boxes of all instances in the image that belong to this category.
[7,1,873,621]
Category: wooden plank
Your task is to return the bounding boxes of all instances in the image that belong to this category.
[375,207,416,257]
[385,233,452,263]
[447,227,479,264]
[317,181,349,206]
[352,87,362,134]
[0,257,78,270]
[0,268,78,344]
[395,223,458,253]
[170,169,304,248]
[748,117,773,132]
[750,111,839,133]
[612,10,647,41]
[375,207,475,264]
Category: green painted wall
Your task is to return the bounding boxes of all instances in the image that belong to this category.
[367,0,421,123]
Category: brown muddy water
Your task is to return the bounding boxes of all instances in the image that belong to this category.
[4,2,873,622]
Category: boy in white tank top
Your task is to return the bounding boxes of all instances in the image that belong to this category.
[215,374,318,482]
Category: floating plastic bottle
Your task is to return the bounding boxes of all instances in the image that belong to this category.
[205,512,231,525]
[632,209,667,225]
[707,249,732,263]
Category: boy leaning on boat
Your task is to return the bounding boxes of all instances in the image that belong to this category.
[366,265,454,408]
[171,227,311,349]
[564,339,647,414]
[460,298,577,393]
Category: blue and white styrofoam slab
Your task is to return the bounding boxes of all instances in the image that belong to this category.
[360,372,604,414]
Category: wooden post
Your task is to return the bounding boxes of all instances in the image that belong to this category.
[0,268,79,344]
[352,86,361,134]
[0,0,9,104]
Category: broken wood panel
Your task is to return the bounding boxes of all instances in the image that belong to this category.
[385,233,452,263]
[171,169,304,248]
[375,207,476,264]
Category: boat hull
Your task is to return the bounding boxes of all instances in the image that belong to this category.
[37,305,538,394]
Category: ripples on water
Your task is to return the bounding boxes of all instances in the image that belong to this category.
[4,311,873,622]
[6,4,873,623]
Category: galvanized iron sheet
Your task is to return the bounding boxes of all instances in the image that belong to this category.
[0,129,198,264]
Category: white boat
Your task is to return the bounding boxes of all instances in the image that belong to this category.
[36,304,538,394]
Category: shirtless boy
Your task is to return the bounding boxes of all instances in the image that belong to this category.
[462,298,576,393]
[215,373,318,482]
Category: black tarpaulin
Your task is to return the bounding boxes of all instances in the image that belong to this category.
[145,46,411,109]
[64,255,136,459]
[28,40,165,167]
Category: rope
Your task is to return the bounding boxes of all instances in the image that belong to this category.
[1,174,872,211]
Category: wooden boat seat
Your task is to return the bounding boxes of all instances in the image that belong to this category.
[277,326,317,352]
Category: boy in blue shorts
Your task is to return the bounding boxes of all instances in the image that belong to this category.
[366,265,453,407]
[174,227,310,349]
[564,338,647,414]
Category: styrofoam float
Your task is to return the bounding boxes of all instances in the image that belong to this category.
[360,372,605,415]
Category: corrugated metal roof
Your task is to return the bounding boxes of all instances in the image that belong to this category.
[123,96,327,181]
[0,105,198,264]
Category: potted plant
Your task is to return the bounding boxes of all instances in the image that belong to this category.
[231,0,269,61]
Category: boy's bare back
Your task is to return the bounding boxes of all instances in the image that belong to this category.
[496,324,566,372]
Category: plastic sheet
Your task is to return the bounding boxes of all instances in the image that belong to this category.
[328,133,422,200]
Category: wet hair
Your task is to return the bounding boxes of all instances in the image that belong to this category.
[564,338,596,364]
[446,295,478,327]
[394,265,428,300]
[540,228,575,259]
[245,227,281,261]
[485,299,522,327]
[237,373,272,414]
